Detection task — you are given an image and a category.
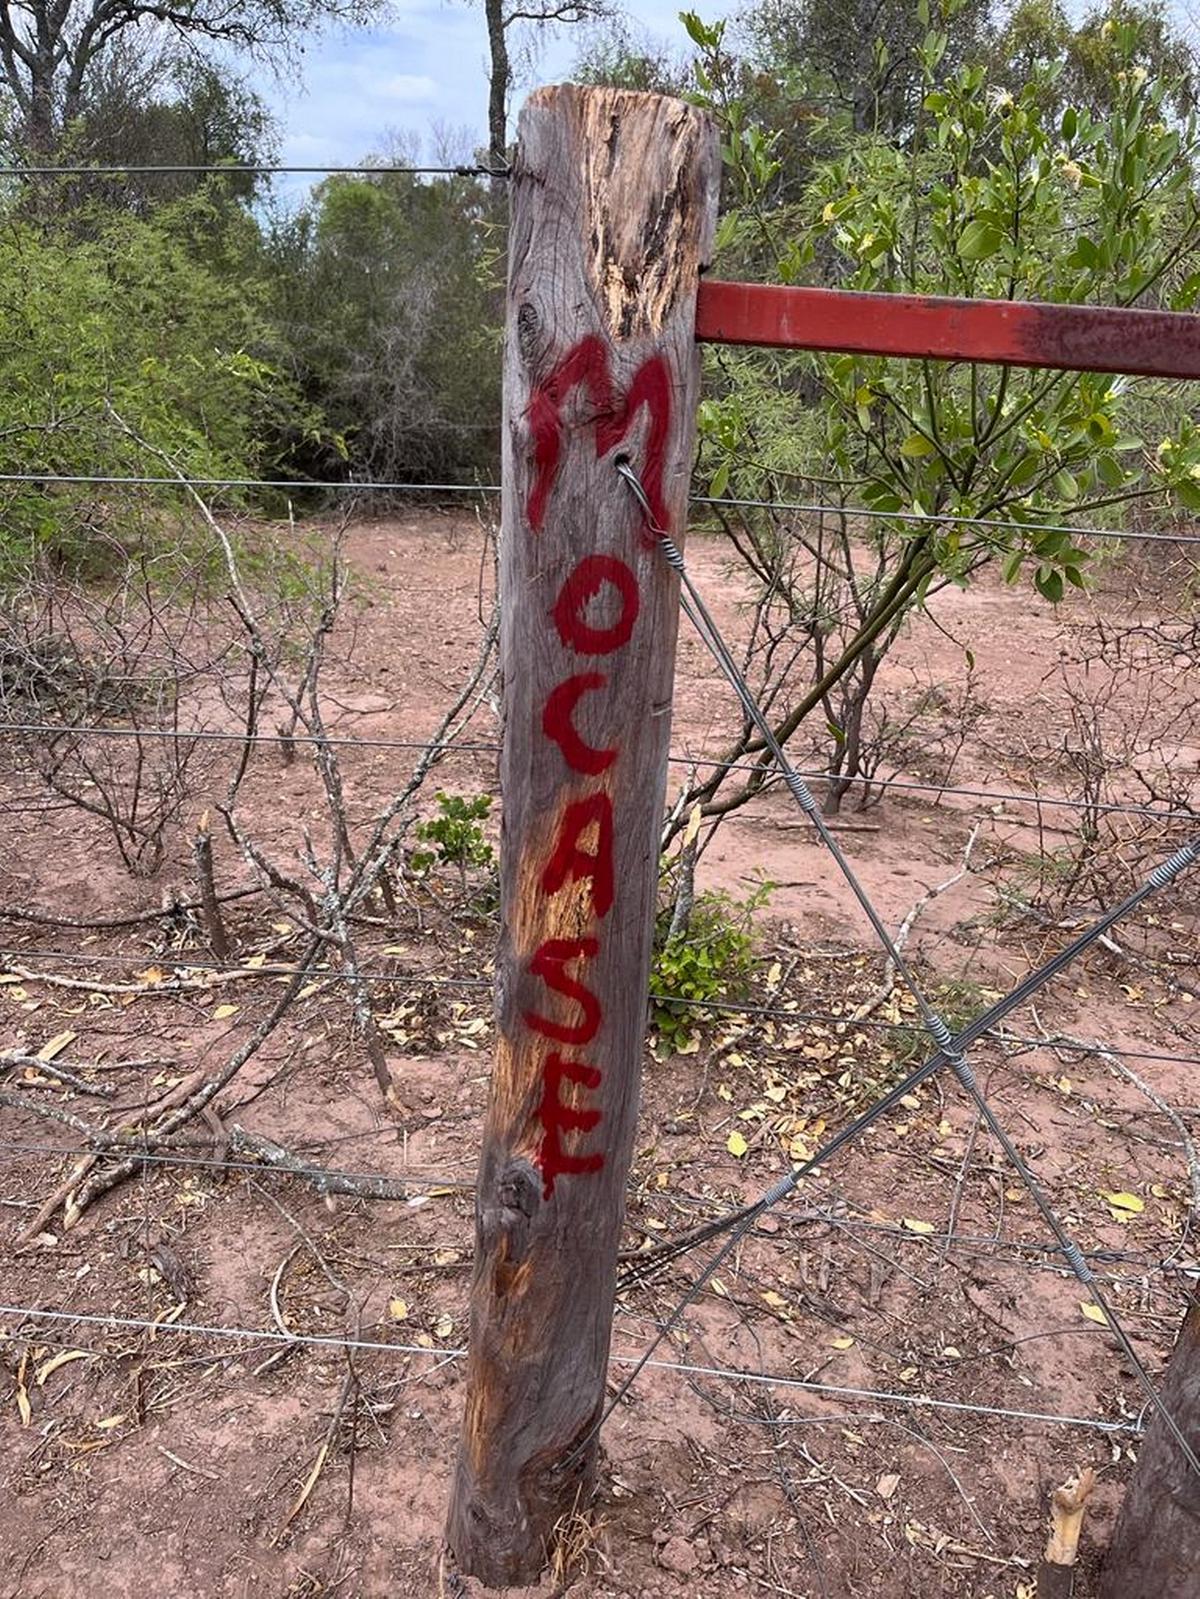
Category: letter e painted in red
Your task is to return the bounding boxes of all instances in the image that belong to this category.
[537,1053,604,1198]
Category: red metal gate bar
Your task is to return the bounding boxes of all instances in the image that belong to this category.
[696,280,1200,380]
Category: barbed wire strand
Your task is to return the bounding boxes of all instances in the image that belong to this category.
[0,163,508,178]
[0,718,1191,821]
[0,1303,1142,1435]
[3,470,1200,546]
[611,455,1200,1475]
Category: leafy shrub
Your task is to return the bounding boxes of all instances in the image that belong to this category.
[411,791,495,884]
[0,196,308,582]
[651,881,772,1051]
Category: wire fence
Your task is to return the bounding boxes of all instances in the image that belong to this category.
[2,942,1198,1068]
[5,468,1200,545]
[3,174,1200,1573]
[0,719,1191,822]
[1,162,508,178]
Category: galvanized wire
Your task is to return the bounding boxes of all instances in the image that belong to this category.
[2,469,1199,545]
[1,944,1197,1068]
[0,718,1190,821]
[611,456,1200,1475]
[1,163,507,178]
[0,1303,1144,1435]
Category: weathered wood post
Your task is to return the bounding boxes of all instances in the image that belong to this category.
[445,85,718,1585]
[1098,1290,1200,1598]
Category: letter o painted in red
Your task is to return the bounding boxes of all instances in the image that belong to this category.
[552,555,640,656]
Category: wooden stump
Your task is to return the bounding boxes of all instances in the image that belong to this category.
[1099,1292,1200,1597]
[444,84,718,1587]
[1037,1467,1094,1598]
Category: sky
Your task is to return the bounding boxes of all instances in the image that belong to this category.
[258,1,728,191]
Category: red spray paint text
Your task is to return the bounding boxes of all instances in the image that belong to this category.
[521,337,671,1198]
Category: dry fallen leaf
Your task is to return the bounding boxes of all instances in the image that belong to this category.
[211,1004,239,1021]
[901,1217,935,1236]
[1101,1190,1144,1215]
[726,1129,749,1158]
[36,1349,93,1385]
[830,1334,855,1349]
[388,1298,409,1321]
[15,1353,31,1427]
[1081,1301,1110,1326]
[37,1029,77,1062]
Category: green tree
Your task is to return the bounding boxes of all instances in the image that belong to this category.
[267,165,502,485]
[0,0,380,157]
[669,9,1200,830]
[0,196,308,577]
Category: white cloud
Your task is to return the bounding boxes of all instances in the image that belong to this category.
[378,72,439,102]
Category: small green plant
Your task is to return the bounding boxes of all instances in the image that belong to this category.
[411,791,495,889]
[651,880,772,1053]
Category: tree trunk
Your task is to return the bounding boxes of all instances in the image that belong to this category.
[192,813,230,961]
[485,0,510,182]
[444,85,719,1587]
[26,55,57,155]
[1099,1290,1200,1598]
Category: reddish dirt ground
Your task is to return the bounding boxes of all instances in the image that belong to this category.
[0,510,1197,1598]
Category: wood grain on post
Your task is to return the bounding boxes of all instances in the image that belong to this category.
[445,85,718,1586]
[1099,1292,1200,1598]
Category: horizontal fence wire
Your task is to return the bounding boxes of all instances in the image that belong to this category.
[1,945,1198,1068]
[0,1136,1189,1279]
[4,470,1200,546]
[0,1303,1144,1435]
[0,163,507,178]
[0,721,1191,821]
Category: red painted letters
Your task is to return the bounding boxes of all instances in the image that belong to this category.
[552,555,640,656]
[541,793,614,918]
[523,937,602,1047]
[536,1054,605,1196]
[526,337,673,542]
[522,332,665,1197]
[541,673,615,776]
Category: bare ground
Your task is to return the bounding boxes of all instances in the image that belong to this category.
[0,510,1197,1598]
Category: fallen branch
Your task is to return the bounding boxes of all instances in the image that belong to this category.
[227,1125,448,1202]
[3,961,309,996]
[854,822,983,1020]
[16,939,323,1240]
[0,1087,101,1137]
[0,885,263,930]
[0,1053,115,1097]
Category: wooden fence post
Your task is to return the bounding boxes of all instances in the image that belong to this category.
[1098,1290,1200,1597]
[444,85,718,1586]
